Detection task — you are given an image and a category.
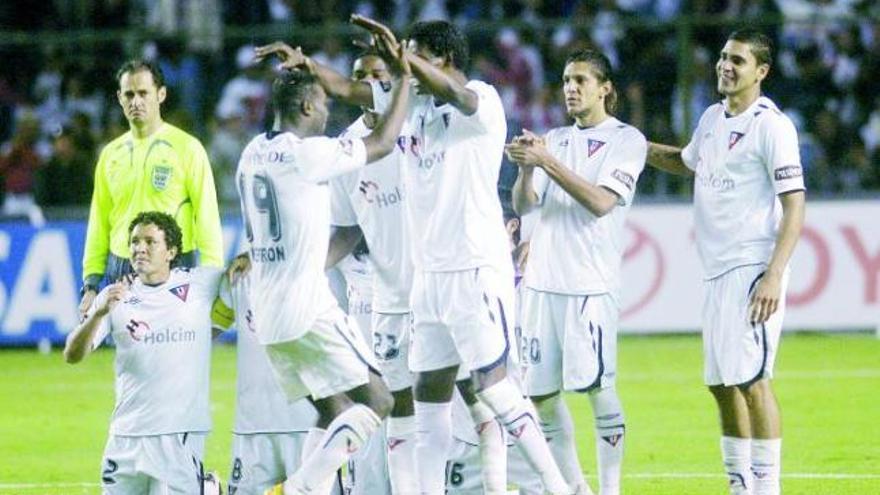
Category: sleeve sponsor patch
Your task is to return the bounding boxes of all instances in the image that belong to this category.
[774,165,803,181]
[611,169,635,190]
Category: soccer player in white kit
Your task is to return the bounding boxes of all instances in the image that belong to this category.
[64,211,224,494]
[646,30,805,495]
[507,49,647,495]
[351,17,570,495]
[326,50,415,494]
[237,38,411,494]
[212,273,333,495]
[254,17,570,495]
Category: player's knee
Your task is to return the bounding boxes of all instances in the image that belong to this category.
[739,379,772,409]
[368,381,395,419]
[390,387,414,417]
[414,366,458,402]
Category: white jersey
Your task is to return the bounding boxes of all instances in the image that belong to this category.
[330,116,413,313]
[236,131,367,343]
[371,80,510,274]
[682,96,804,279]
[217,276,318,434]
[524,118,647,301]
[90,267,222,436]
[337,253,374,340]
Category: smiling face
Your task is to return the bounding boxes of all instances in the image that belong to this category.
[129,223,176,283]
[117,69,166,131]
[562,61,610,120]
[716,40,769,98]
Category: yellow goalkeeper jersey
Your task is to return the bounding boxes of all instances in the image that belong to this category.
[83,123,224,280]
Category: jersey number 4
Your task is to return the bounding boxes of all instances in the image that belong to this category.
[240,173,282,242]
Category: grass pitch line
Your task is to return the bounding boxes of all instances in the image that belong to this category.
[4,473,880,489]
[622,368,880,381]
[584,473,880,480]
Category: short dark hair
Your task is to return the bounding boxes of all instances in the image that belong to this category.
[128,211,183,263]
[565,49,618,114]
[728,29,773,68]
[116,59,166,88]
[272,70,321,124]
[408,20,470,71]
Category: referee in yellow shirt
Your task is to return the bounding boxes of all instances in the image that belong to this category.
[78,60,224,315]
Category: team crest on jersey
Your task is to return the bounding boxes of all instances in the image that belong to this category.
[728,131,745,149]
[169,284,190,302]
[587,139,605,157]
[151,165,172,190]
[126,319,150,341]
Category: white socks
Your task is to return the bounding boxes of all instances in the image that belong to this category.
[589,387,624,495]
[469,400,508,494]
[751,438,781,495]
[721,436,751,494]
[478,379,569,494]
[288,405,381,494]
[386,415,418,494]
[414,401,452,495]
[535,395,591,494]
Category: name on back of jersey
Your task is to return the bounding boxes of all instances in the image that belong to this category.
[250,245,286,263]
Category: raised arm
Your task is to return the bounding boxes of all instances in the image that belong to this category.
[646,142,693,177]
[351,14,478,115]
[512,166,540,215]
[64,282,126,363]
[254,42,373,107]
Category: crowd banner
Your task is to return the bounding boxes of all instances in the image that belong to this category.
[0,201,877,345]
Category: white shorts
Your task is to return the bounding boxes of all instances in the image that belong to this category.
[410,267,515,374]
[703,264,787,387]
[266,309,379,401]
[100,432,206,494]
[372,312,414,392]
[227,432,308,495]
[346,421,391,495]
[522,290,618,396]
[445,439,543,495]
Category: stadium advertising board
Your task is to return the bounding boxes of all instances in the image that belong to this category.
[0,201,877,345]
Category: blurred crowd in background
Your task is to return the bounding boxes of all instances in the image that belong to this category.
[1,0,879,222]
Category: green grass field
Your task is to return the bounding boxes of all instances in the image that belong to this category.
[1,333,878,494]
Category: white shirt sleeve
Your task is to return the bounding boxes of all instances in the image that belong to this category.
[194,267,224,296]
[761,115,805,194]
[297,136,367,183]
[682,107,714,171]
[88,289,112,350]
[330,175,358,227]
[597,129,647,206]
[453,81,505,135]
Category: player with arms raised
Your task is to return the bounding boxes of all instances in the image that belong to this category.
[236,33,410,493]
